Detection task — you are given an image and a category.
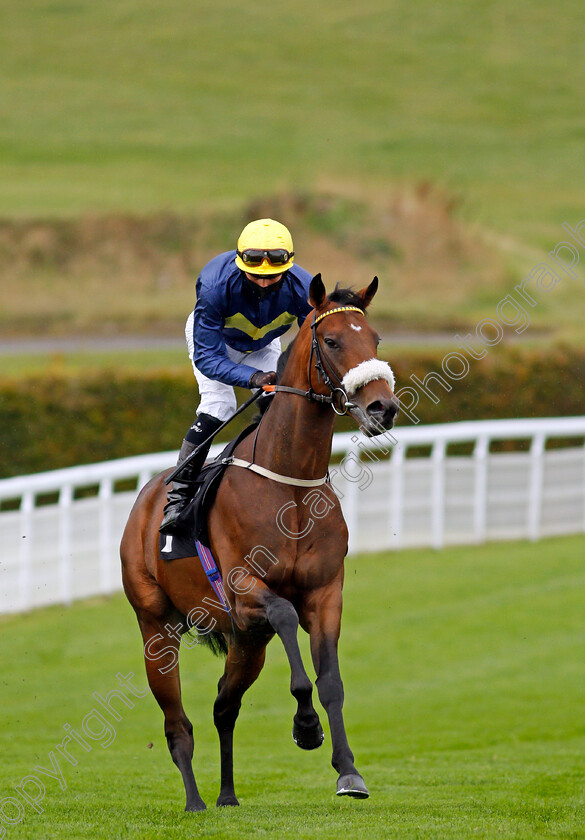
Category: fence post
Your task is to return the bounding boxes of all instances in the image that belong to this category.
[99,478,113,594]
[431,439,446,549]
[390,444,405,549]
[583,441,585,534]
[59,484,73,605]
[528,433,545,541]
[19,491,34,612]
[473,435,489,543]
[138,469,152,491]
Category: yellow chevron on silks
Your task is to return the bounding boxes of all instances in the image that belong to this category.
[223,311,297,340]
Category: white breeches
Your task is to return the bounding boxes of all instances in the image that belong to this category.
[185,311,281,422]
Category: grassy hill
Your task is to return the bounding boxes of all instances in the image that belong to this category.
[1,0,584,343]
[1,536,584,838]
[1,189,585,343]
[1,0,584,245]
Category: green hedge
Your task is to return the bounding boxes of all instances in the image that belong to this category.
[1,346,583,478]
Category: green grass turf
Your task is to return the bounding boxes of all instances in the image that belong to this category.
[0,0,584,248]
[1,536,584,838]
[0,347,190,379]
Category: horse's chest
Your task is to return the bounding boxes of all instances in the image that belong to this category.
[271,509,347,591]
[260,540,343,593]
[292,552,342,590]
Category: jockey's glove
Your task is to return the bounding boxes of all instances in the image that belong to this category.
[248,370,277,389]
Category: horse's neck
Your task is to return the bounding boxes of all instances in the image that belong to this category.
[256,396,335,480]
[254,343,335,480]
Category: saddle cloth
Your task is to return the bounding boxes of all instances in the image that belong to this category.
[158,422,257,560]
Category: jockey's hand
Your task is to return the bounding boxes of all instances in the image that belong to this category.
[248,370,277,390]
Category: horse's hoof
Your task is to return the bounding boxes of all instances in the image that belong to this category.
[292,721,325,750]
[336,773,369,798]
[185,799,207,812]
[216,794,240,807]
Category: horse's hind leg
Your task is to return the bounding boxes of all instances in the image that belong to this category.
[138,613,207,812]
[213,633,269,807]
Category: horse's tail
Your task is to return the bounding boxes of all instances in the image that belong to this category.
[186,627,229,657]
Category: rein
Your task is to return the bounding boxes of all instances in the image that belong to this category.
[222,304,366,489]
[167,305,369,486]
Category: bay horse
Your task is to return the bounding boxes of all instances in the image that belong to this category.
[120,274,398,811]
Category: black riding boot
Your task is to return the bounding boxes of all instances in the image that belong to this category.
[159,413,223,535]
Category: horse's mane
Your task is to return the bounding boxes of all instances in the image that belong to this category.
[277,341,294,381]
[327,285,367,311]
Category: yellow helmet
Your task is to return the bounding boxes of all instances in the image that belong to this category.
[235,218,295,275]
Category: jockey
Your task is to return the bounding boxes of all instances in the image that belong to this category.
[159,218,313,534]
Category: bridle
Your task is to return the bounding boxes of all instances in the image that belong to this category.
[166,305,369,487]
[267,305,366,416]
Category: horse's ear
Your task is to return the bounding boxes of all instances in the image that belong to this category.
[358,276,378,309]
[309,273,327,309]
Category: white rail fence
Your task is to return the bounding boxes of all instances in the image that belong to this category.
[1,417,584,615]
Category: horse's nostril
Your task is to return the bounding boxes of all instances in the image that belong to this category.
[367,399,399,422]
[367,400,384,415]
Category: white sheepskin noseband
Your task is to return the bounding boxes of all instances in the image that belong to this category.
[341,359,395,396]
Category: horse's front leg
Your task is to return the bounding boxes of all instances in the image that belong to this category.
[264,591,325,750]
[237,584,324,751]
[304,583,369,798]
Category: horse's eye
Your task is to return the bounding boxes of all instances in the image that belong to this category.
[324,338,338,349]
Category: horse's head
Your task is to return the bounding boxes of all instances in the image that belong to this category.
[306,273,399,436]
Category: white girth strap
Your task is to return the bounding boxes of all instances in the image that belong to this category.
[341,358,395,395]
[228,457,327,487]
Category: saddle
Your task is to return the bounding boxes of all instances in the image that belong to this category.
[169,422,258,548]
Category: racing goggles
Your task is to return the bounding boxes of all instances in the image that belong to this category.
[236,248,294,267]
